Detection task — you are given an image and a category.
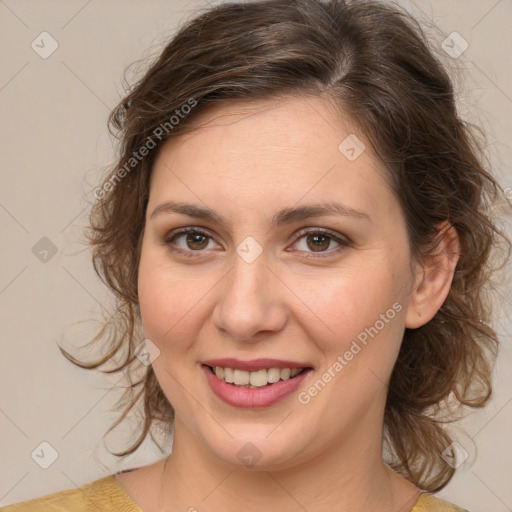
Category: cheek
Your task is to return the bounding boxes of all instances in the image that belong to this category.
[301,267,403,331]
[137,249,215,357]
[293,261,408,368]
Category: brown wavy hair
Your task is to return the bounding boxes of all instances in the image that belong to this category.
[60,0,511,492]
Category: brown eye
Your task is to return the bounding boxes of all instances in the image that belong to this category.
[305,234,332,252]
[290,228,350,258]
[294,231,342,254]
[165,228,218,255]
[184,232,209,250]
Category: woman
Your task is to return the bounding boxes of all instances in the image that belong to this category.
[4,0,508,510]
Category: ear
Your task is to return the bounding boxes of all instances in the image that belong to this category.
[404,221,461,329]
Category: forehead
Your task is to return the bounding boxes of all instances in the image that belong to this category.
[168,95,358,160]
[149,95,394,222]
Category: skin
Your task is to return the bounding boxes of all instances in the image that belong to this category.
[116,95,460,512]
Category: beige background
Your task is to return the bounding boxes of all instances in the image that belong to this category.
[0,0,511,509]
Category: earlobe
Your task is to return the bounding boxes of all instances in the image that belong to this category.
[404,222,461,329]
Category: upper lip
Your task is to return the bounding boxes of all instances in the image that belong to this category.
[202,358,311,372]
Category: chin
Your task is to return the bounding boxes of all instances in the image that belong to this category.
[200,427,311,472]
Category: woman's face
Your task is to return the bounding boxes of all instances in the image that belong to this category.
[138,95,419,470]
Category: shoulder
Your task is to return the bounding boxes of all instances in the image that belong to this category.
[413,492,470,512]
[0,475,142,512]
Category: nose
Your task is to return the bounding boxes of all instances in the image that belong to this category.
[211,251,287,342]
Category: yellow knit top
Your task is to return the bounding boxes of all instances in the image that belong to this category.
[1,475,469,511]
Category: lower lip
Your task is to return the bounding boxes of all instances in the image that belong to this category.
[202,365,311,408]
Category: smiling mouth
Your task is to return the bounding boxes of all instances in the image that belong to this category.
[205,365,309,388]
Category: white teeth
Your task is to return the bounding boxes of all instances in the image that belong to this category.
[233,369,250,385]
[211,365,304,387]
[224,367,234,383]
[249,369,268,387]
[267,367,281,383]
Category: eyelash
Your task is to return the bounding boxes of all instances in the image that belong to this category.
[164,226,350,259]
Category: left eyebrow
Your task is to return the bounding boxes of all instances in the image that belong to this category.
[150,201,372,227]
[271,203,372,226]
